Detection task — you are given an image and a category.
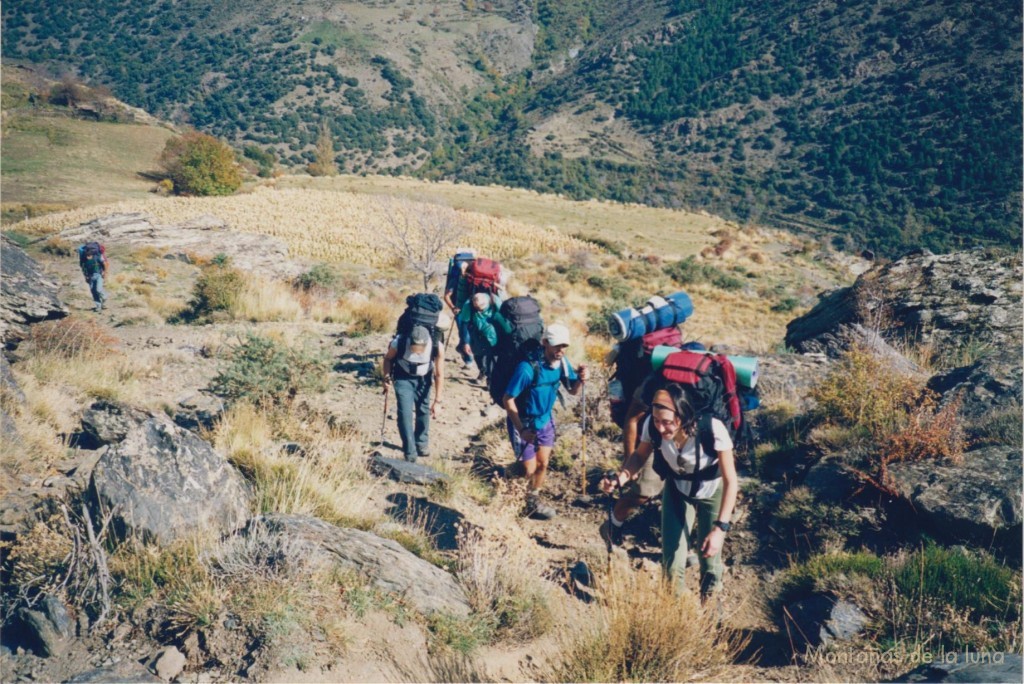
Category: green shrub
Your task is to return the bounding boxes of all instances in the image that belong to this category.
[160,132,243,196]
[892,544,1019,625]
[294,263,338,291]
[211,334,330,406]
[773,486,863,555]
[777,550,885,606]
[177,262,245,322]
[663,256,744,291]
[427,613,496,657]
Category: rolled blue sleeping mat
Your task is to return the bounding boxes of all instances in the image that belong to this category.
[609,291,693,342]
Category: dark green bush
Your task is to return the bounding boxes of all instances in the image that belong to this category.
[211,334,330,406]
[663,256,744,291]
[293,263,338,291]
[176,262,245,322]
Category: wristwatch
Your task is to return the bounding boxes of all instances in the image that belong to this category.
[713,520,731,533]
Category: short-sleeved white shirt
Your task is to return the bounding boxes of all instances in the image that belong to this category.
[640,416,733,498]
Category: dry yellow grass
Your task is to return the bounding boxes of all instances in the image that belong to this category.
[13,185,592,267]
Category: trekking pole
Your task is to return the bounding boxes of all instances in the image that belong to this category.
[379,386,389,447]
[580,381,587,497]
[603,470,620,565]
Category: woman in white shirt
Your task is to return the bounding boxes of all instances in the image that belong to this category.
[601,383,737,601]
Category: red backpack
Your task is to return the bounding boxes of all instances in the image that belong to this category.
[464,258,502,294]
[658,350,742,433]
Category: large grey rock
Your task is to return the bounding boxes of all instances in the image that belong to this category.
[371,453,452,486]
[893,652,1022,683]
[888,446,1022,543]
[928,348,1023,421]
[152,646,186,681]
[80,400,150,448]
[66,662,162,683]
[756,352,832,411]
[55,212,303,279]
[783,593,869,649]
[786,249,1022,357]
[0,237,68,347]
[248,514,470,617]
[1,355,25,403]
[172,392,225,434]
[89,413,251,544]
[14,595,72,657]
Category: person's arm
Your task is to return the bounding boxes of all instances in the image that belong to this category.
[431,343,445,417]
[443,288,459,314]
[601,440,654,493]
[381,343,398,394]
[702,446,737,558]
[622,397,648,458]
[492,310,512,336]
[566,362,589,397]
[101,254,109,276]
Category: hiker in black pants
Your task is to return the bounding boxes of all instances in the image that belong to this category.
[601,384,737,602]
[382,325,445,462]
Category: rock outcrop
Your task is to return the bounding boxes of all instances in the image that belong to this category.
[786,249,1022,357]
[887,446,1022,543]
[0,238,68,347]
[893,652,1023,683]
[89,413,251,544]
[783,593,869,650]
[246,514,471,617]
[54,213,302,279]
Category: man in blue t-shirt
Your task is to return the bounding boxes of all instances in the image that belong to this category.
[502,323,589,520]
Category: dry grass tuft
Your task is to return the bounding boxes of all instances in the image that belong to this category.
[455,479,557,643]
[26,317,119,359]
[541,567,745,682]
[213,403,380,529]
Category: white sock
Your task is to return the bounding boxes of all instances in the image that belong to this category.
[610,515,624,527]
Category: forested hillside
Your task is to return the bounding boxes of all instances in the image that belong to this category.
[2,0,1020,254]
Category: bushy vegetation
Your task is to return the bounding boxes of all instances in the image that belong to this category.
[778,545,1021,653]
[809,346,967,493]
[159,132,242,196]
[176,261,246,322]
[210,334,330,407]
[664,256,745,291]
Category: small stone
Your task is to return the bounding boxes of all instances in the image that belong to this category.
[154,646,186,681]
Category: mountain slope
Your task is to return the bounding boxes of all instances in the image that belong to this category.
[2,0,1020,254]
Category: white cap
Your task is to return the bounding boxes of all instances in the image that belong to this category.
[542,323,571,347]
[472,292,491,310]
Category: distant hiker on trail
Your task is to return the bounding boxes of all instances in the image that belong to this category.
[77,241,108,312]
[601,383,737,603]
[382,322,445,463]
[443,252,476,370]
[502,323,589,520]
[457,292,508,385]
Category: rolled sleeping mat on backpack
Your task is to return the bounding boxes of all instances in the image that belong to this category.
[651,346,758,389]
[728,355,758,389]
[608,291,694,342]
[645,292,694,332]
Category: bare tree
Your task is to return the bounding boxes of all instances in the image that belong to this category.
[378,196,467,291]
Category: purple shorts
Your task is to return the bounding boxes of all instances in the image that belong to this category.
[507,418,556,462]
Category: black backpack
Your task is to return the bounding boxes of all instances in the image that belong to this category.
[396,293,443,336]
[487,296,545,406]
[608,327,684,428]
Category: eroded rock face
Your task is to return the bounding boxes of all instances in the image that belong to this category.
[892,652,1023,683]
[786,249,1022,357]
[54,213,302,279]
[887,446,1022,543]
[783,593,869,650]
[928,348,1023,420]
[0,238,68,348]
[246,514,470,617]
[79,400,150,448]
[89,413,251,545]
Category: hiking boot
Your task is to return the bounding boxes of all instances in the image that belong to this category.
[417,449,431,458]
[404,454,418,463]
[598,519,622,547]
[524,495,556,520]
[700,591,724,623]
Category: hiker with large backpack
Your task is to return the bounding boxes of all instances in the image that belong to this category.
[501,323,589,520]
[77,241,108,312]
[456,292,508,385]
[601,380,737,603]
[443,250,476,369]
[381,294,447,463]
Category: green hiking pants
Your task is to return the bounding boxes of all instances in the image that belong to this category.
[661,479,724,596]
